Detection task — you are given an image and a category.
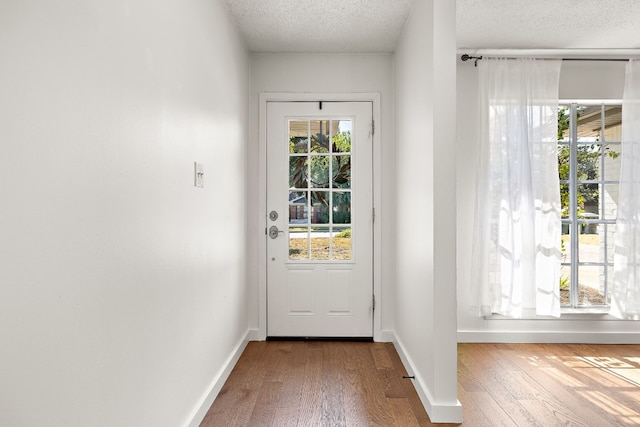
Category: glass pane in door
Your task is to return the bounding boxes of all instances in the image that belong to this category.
[289,228,308,260]
[289,121,309,154]
[287,118,355,262]
[332,156,351,188]
[310,120,330,153]
[333,226,352,260]
[332,120,352,153]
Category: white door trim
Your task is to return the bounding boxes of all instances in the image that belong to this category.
[257,92,382,341]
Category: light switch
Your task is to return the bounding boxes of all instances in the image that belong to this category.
[194,162,204,188]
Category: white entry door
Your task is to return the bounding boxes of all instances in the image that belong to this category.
[266,101,373,337]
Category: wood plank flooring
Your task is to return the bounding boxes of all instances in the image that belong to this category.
[200,341,438,427]
[200,341,640,426]
[458,343,640,427]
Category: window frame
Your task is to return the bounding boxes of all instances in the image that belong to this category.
[559,100,622,310]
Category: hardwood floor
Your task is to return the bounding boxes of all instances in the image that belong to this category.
[201,341,640,426]
[200,341,438,427]
[459,343,640,427]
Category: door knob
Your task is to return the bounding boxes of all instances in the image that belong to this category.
[269,225,284,239]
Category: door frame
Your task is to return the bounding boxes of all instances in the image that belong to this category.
[257,92,382,341]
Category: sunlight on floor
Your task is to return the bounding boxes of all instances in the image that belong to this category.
[541,367,587,388]
[577,390,640,424]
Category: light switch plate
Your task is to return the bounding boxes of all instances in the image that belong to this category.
[194,162,204,188]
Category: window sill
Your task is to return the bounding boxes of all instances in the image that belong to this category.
[484,307,625,321]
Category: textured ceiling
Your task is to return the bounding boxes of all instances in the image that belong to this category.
[222,0,415,53]
[457,0,640,50]
[223,0,640,53]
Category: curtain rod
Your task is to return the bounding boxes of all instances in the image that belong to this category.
[461,54,631,67]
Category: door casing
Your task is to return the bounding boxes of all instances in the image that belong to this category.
[257,92,382,341]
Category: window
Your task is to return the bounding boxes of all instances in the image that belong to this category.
[288,119,353,261]
[558,103,622,308]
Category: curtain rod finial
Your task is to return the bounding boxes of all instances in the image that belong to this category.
[461,54,483,67]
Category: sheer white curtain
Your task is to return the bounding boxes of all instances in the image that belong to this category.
[612,59,640,320]
[471,58,562,318]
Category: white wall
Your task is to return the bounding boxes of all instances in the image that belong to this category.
[394,0,460,422]
[0,1,249,426]
[248,53,396,336]
[457,59,640,342]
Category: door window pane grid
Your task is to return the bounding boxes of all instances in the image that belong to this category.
[288,119,353,261]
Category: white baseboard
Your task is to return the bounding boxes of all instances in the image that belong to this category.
[458,331,640,344]
[246,328,260,341]
[390,332,463,424]
[380,329,395,342]
[183,329,257,427]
